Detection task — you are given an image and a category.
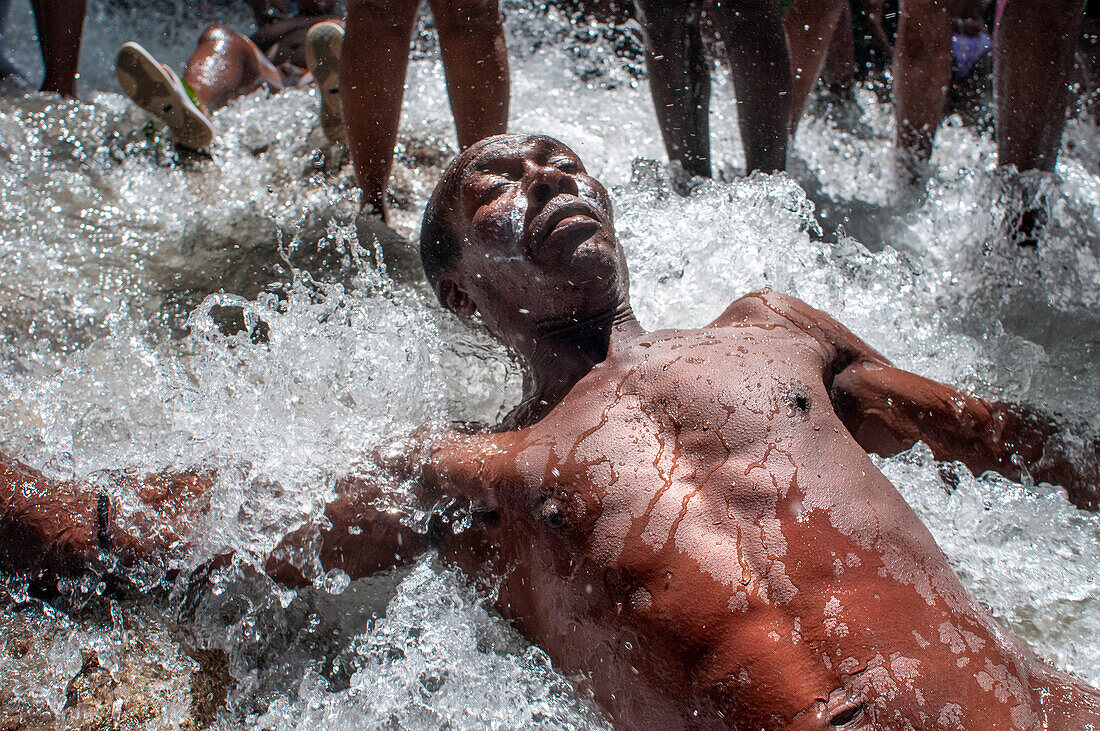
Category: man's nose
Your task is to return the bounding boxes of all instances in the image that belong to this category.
[526,165,578,203]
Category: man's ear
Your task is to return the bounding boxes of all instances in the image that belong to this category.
[437,278,477,318]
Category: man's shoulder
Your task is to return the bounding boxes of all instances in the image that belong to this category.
[708,289,880,361]
[709,289,812,328]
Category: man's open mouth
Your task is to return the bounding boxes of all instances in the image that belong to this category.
[528,197,602,253]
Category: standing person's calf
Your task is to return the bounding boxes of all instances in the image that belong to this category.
[634,0,791,179]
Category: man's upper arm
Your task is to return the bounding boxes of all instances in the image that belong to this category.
[828,359,1009,470]
[266,427,514,585]
[711,292,1099,504]
[415,428,520,509]
[266,469,429,585]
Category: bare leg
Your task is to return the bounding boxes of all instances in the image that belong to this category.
[784,0,848,130]
[29,0,86,97]
[634,0,711,178]
[341,0,421,220]
[821,3,855,96]
[183,24,284,111]
[894,0,952,180]
[995,0,1087,172]
[428,0,510,149]
[711,0,791,173]
[115,25,280,151]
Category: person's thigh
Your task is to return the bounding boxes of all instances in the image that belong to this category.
[346,0,421,35]
[428,0,502,31]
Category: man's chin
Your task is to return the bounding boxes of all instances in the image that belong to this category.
[557,241,620,284]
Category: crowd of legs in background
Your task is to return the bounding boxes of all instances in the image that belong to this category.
[3,0,1097,245]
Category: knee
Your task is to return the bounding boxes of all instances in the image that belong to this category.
[347,0,416,35]
[431,0,503,38]
[198,24,245,46]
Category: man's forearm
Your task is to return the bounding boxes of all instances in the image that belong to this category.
[831,361,1099,508]
[265,474,428,585]
[0,454,215,578]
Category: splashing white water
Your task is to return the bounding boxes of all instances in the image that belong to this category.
[0,0,1098,728]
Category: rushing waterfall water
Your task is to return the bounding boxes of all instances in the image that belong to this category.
[1,0,1098,727]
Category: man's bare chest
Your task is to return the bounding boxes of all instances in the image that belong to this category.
[508,328,835,547]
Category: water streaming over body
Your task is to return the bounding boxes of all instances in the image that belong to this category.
[1,1,1098,727]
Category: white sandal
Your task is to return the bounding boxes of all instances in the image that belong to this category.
[115,42,215,151]
[305,21,345,145]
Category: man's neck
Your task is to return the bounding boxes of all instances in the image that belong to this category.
[504,301,643,429]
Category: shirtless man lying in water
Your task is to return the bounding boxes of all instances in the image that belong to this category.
[3,133,1100,729]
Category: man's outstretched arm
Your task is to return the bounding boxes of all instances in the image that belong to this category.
[738,290,1100,509]
[267,423,521,583]
[1,427,504,585]
[828,359,1099,509]
[1,450,428,586]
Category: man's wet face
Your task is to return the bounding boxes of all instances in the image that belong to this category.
[446,135,626,331]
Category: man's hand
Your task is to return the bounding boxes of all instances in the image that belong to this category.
[0,454,98,575]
